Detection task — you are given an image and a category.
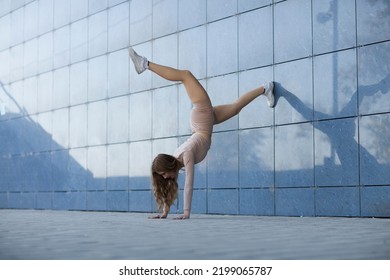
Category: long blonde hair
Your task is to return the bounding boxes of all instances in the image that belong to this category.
[151,154,181,211]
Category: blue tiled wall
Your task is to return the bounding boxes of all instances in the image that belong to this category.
[0,0,389,217]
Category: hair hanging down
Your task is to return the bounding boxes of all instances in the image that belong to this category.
[151,154,181,212]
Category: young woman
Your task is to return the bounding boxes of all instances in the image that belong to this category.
[129,47,274,220]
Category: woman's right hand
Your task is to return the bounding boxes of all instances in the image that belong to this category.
[148,214,168,219]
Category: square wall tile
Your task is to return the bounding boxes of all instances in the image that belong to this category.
[0,49,10,83]
[53,25,70,69]
[87,191,106,211]
[238,0,271,12]
[23,79,38,115]
[130,0,152,45]
[88,10,107,58]
[316,187,360,216]
[239,127,274,188]
[52,108,69,149]
[108,2,129,52]
[107,96,129,143]
[275,58,313,125]
[129,190,152,212]
[129,141,152,190]
[23,76,38,115]
[361,186,390,217]
[0,15,10,49]
[69,104,87,148]
[70,61,87,105]
[129,91,152,141]
[68,148,88,191]
[359,114,390,186]
[89,0,108,14]
[10,44,23,81]
[275,123,314,187]
[208,131,238,188]
[70,18,88,63]
[190,189,207,214]
[107,143,129,190]
[24,38,38,77]
[54,0,70,28]
[315,119,358,186]
[207,0,237,22]
[38,32,53,73]
[71,0,88,22]
[35,153,53,192]
[275,188,315,216]
[207,17,238,76]
[53,191,86,210]
[239,6,273,70]
[0,192,8,208]
[0,159,9,191]
[11,7,23,46]
[36,192,52,209]
[87,146,107,190]
[153,0,178,38]
[8,82,23,115]
[107,190,128,211]
[314,49,357,119]
[53,67,70,109]
[240,188,274,216]
[39,0,54,35]
[274,0,312,63]
[87,101,107,146]
[51,150,70,191]
[208,189,238,214]
[88,55,107,102]
[313,0,356,54]
[152,137,178,158]
[24,2,38,41]
[152,85,178,138]
[238,66,273,129]
[108,49,129,98]
[37,72,53,113]
[178,0,206,30]
[358,41,390,115]
[357,0,390,45]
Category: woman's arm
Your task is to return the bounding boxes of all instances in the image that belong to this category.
[174,154,194,220]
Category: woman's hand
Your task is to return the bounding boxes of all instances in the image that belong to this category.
[172,214,190,220]
[173,210,190,220]
[148,213,168,219]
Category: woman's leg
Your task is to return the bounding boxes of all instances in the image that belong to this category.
[213,86,265,124]
[148,62,211,105]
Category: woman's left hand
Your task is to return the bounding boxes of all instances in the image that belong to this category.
[173,214,190,220]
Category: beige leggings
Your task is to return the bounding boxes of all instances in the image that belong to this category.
[148,62,265,125]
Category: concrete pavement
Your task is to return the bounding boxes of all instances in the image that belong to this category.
[0,209,389,260]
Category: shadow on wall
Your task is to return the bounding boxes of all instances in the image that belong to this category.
[274,72,390,186]
[0,81,152,212]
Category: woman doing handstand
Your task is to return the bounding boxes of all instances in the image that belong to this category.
[129,47,274,220]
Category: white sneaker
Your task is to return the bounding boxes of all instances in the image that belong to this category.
[263,81,275,108]
[128,47,148,74]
